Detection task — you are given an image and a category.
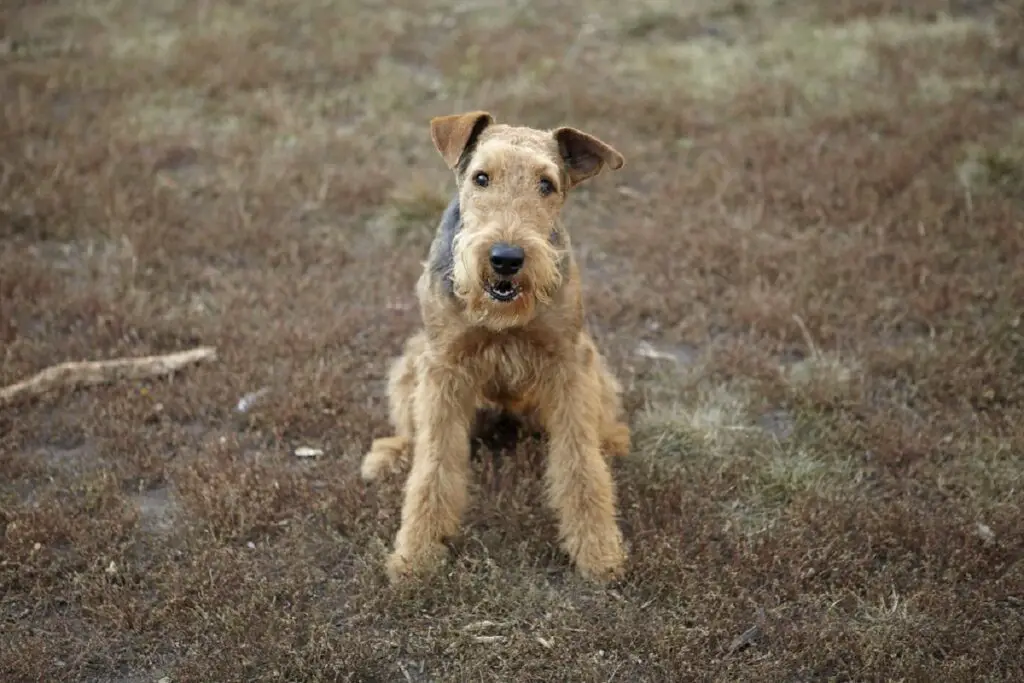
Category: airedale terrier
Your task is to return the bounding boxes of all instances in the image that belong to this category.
[362,110,630,584]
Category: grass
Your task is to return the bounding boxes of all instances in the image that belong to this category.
[2,0,1023,680]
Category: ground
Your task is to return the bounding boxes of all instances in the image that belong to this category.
[1,0,1022,680]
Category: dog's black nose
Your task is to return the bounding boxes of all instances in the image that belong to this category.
[489,243,525,276]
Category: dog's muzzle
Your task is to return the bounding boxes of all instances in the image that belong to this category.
[486,242,525,302]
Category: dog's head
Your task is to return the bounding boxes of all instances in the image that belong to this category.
[428,110,624,330]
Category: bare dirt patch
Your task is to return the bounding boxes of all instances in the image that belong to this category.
[2,0,1023,681]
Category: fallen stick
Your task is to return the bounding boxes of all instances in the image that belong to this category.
[1,346,217,407]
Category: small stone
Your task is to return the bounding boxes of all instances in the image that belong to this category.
[236,388,269,413]
[294,446,323,458]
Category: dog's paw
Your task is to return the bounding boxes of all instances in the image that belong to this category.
[601,421,632,458]
[360,451,388,482]
[385,541,449,584]
[569,528,626,584]
[360,436,410,482]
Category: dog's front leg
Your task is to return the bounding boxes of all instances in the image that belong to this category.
[386,361,475,584]
[540,364,626,583]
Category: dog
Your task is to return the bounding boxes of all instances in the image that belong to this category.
[362,110,631,584]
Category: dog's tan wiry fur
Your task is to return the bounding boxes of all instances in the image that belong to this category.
[362,110,631,584]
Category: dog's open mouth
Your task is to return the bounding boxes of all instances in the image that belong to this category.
[485,279,520,302]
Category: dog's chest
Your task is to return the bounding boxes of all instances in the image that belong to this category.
[477,339,537,391]
[463,334,552,400]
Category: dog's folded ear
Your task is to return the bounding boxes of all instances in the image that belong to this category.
[553,127,625,188]
[430,111,495,171]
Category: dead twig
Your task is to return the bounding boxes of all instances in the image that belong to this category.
[0,347,217,407]
[726,623,762,656]
[726,607,768,657]
[791,314,820,360]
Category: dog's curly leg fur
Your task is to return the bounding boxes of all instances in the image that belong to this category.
[538,343,626,582]
[385,360,475,582]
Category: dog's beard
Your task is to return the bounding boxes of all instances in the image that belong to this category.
[451,230,564,329]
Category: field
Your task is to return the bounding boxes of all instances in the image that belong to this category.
[2,0,1023,680]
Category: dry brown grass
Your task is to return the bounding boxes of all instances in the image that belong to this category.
[2,0,1023,680]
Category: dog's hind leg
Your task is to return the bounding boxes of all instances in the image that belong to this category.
[597,371,631,458]
[580,333,631,458]
[361,332,425,482]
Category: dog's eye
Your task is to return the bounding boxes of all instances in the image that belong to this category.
[539,177,555,197]
[473,171,490,188]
